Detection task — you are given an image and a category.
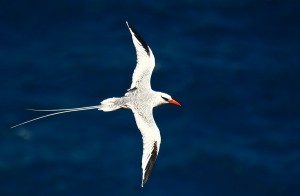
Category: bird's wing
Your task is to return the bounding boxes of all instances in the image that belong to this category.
[126,22,155,90]
[131,106,161,187]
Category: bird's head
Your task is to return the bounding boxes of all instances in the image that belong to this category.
[158,92,181,107]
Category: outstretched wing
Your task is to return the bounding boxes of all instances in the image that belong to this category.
[131,106,161,187]
[126,22,155,90]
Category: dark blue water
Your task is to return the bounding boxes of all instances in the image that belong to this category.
[1,1,300,195]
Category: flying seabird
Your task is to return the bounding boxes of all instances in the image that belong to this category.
[12,21,181,187]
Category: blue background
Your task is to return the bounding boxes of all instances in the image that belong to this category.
[1,0,300,195]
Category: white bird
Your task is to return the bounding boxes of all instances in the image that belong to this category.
[11,21,181,187]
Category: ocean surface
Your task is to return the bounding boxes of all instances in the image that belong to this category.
[1,0,300,195]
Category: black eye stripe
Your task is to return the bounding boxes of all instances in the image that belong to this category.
[161,96,169,101]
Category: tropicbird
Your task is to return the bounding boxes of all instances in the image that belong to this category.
[12,21,181,187]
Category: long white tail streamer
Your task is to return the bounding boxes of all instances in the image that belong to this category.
[11,105,100,129]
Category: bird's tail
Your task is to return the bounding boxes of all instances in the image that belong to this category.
[11,97,123,129]
[98,97,123,112]
[11,105,100,129]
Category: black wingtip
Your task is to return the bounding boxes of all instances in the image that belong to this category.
[126,21,150,56]
[142,141,158,187]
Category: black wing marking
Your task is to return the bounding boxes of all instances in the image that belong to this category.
[142,141,158,186]
[126,22,150,56]
[127,86,137,92]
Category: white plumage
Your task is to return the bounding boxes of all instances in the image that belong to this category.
[12,21,181,187]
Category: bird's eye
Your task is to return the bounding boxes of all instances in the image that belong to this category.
[161,96,169,101]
